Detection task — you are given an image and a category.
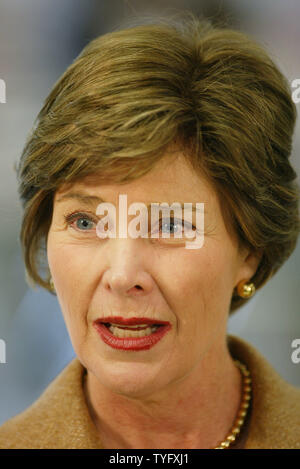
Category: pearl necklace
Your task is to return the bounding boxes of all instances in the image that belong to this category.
[214,359,252,449]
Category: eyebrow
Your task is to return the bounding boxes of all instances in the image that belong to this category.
[56,192,106,206]
[56,191,205,212]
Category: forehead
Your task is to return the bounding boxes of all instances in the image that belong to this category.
[55,153,218,206]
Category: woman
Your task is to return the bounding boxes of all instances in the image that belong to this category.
[0,13,299,449]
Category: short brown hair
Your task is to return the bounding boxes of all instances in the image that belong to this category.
[16,12,300,314]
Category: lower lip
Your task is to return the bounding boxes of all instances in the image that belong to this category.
[93,323,171,351]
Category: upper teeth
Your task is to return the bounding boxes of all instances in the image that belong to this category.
[110,323,154,328]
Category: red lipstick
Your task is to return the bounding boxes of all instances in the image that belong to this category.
[98,316,170,326]
[93,317,171,351]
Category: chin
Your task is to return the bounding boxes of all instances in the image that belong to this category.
[93,360,167,399]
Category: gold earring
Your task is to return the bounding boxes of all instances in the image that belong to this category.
[49,276,56,293]
[236,280,256,298]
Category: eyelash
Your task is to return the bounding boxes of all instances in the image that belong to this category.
[64,211,196,234]
[64,211,98,230]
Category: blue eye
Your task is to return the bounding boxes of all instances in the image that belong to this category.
[161,218,180,234]
[75,217,95,230]
[64,212,97,232]
[159,218,195,234]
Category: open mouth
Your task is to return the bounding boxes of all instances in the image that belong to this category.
[101,322,164,338]
[93,318,171,351]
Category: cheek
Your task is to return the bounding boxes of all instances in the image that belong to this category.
[47,236,95,341]
[197,246,237,319]
[48,241,84,295]
[165,245,236,330]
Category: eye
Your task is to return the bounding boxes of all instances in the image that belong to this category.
[75,217,95,231]
[64,211,97,232]
[154,217,196,236]
[161,218,181,234]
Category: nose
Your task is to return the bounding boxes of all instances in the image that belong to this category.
[101,238,154,297]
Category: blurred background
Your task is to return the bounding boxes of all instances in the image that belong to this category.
[0,0,299,425]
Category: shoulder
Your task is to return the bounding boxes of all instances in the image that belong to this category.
[228,334,300,449]
[0,358,100,449]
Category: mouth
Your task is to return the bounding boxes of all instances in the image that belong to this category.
[93,316,171,351]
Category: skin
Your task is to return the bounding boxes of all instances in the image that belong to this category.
[47,150,261,449]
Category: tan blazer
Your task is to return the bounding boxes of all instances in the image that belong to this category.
[0,335,299,449]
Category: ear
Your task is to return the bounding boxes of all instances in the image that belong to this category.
[234,247,263,287]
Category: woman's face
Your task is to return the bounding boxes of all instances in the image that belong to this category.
[47,152,259,398]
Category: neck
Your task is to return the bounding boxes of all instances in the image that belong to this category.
[83,336,243,449]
